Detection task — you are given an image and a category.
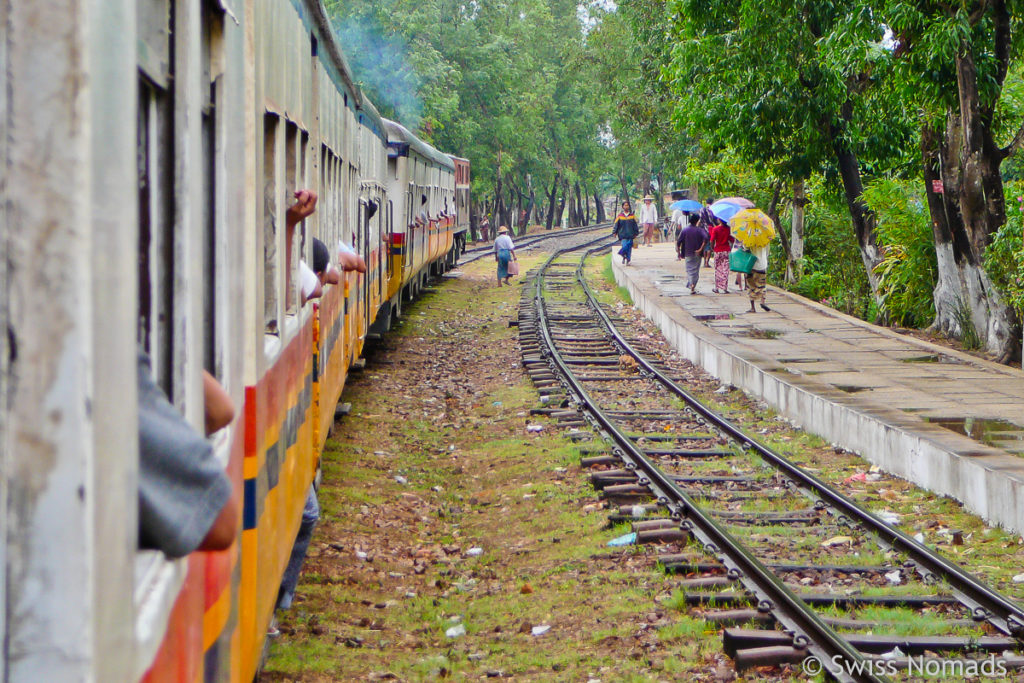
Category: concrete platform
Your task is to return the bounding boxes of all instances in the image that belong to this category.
[612,243,1024,534]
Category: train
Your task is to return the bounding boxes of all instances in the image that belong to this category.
[1,0,467,681]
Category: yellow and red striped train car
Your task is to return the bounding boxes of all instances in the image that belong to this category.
[1,0,466,681]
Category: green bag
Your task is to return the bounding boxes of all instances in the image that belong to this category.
[729,248,757,274]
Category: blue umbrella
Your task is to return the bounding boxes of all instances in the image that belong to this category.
[710,200,743,222]
[670,199,702,212]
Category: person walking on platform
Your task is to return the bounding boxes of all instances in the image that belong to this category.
[638,195,658,246]
[494,226,517,285]
[676,214,708,294]
[709,217,733,293]
[697,198,716,267]
[747,243,770,312]
[612,201,640,265]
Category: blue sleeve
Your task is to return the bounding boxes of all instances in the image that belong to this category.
[137,352,232,558]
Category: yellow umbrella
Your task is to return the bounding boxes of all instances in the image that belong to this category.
[729,208,776,248]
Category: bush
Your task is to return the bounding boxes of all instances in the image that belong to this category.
[984,182,1024,317]
[862,178,936,328]
[784,183,873,319]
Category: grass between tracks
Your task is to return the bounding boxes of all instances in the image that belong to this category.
[261,253,727,681]
[263,250,1024,682]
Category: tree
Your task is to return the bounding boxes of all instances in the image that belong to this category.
[886,0,1023,360]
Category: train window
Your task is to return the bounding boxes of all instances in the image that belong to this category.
[200,3,223,377]
[386,200,394,279]
[263,113,279,334]
[137,79,175,396]
[284,121,298,313]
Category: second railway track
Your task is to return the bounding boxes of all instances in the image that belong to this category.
[517,241,1024,681]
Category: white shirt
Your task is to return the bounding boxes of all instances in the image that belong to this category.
[638,203,658,224]
[299,260,319,300]
[750,244,769,272]
[493,234,515,252]
[671,209,685,227]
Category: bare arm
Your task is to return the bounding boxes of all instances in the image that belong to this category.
[198,488,239,551]
[203,371,234,436]
[286,190,318,230]
[338,250,367,273]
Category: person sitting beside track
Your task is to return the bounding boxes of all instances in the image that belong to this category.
[138,353,238,558]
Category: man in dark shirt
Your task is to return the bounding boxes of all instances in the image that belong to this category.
[676,214,708,294]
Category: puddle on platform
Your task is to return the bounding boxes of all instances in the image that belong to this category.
[694,314,734,322]
[740,328,783,340]
[832,384,870,393]
[924,417,1024,453]
[900,354,963,365]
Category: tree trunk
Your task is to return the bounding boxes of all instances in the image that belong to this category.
[584,184,592,225]
[618,165,631,207]
[656,171,666,220]
[545,173,559,230]
[594,190,605,223]
[573,181,585,227]
[765,180,793,275]
[555,178,569,228]
[789,180,806,282]
[922,108,1018,361]
[831,124,883,303]
[523,174,535,228]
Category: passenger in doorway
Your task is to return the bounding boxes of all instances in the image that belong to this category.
[138,353,238,558]
[494,225,517,286]
[747,244,770,313]
[612,201,639,265]
[676,214,708,295]
[638,195,658,246]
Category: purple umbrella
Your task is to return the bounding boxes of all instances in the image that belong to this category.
[718,196,755,208]
[710,200,743,222]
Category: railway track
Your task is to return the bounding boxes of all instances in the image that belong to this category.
[517,242,1024,681]
[459,222,613,265]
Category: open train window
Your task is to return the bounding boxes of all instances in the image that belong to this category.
[200,2,223,378]
[137,78,175,397]
[284,121,299,313]
[263,113,280,334]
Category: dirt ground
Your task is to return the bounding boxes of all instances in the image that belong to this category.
[261,251,1024,682]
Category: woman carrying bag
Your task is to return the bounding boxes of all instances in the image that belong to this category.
[494,226,517,285]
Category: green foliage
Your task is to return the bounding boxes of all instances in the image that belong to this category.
[984,184,1024,316]
[862,179,936,328]
[954,296,982,350]
[787,183,873,319]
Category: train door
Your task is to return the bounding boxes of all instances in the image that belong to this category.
[364,194,372,333]
[384,200,393,295]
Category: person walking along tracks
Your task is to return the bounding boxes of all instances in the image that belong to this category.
[709,217,733,293]
[638,195,658,246]
[612,201,640,265]
[494,225,518,285]
[676,214,708,294]
[747,243,770,312]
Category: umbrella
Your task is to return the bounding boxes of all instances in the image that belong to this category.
[670,199,702,212]
[709,200,743,222]
[729,208,776,248]
[717,196,755,208]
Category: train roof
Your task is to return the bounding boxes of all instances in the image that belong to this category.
[384,119,454,171]
[358,97,389,145]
